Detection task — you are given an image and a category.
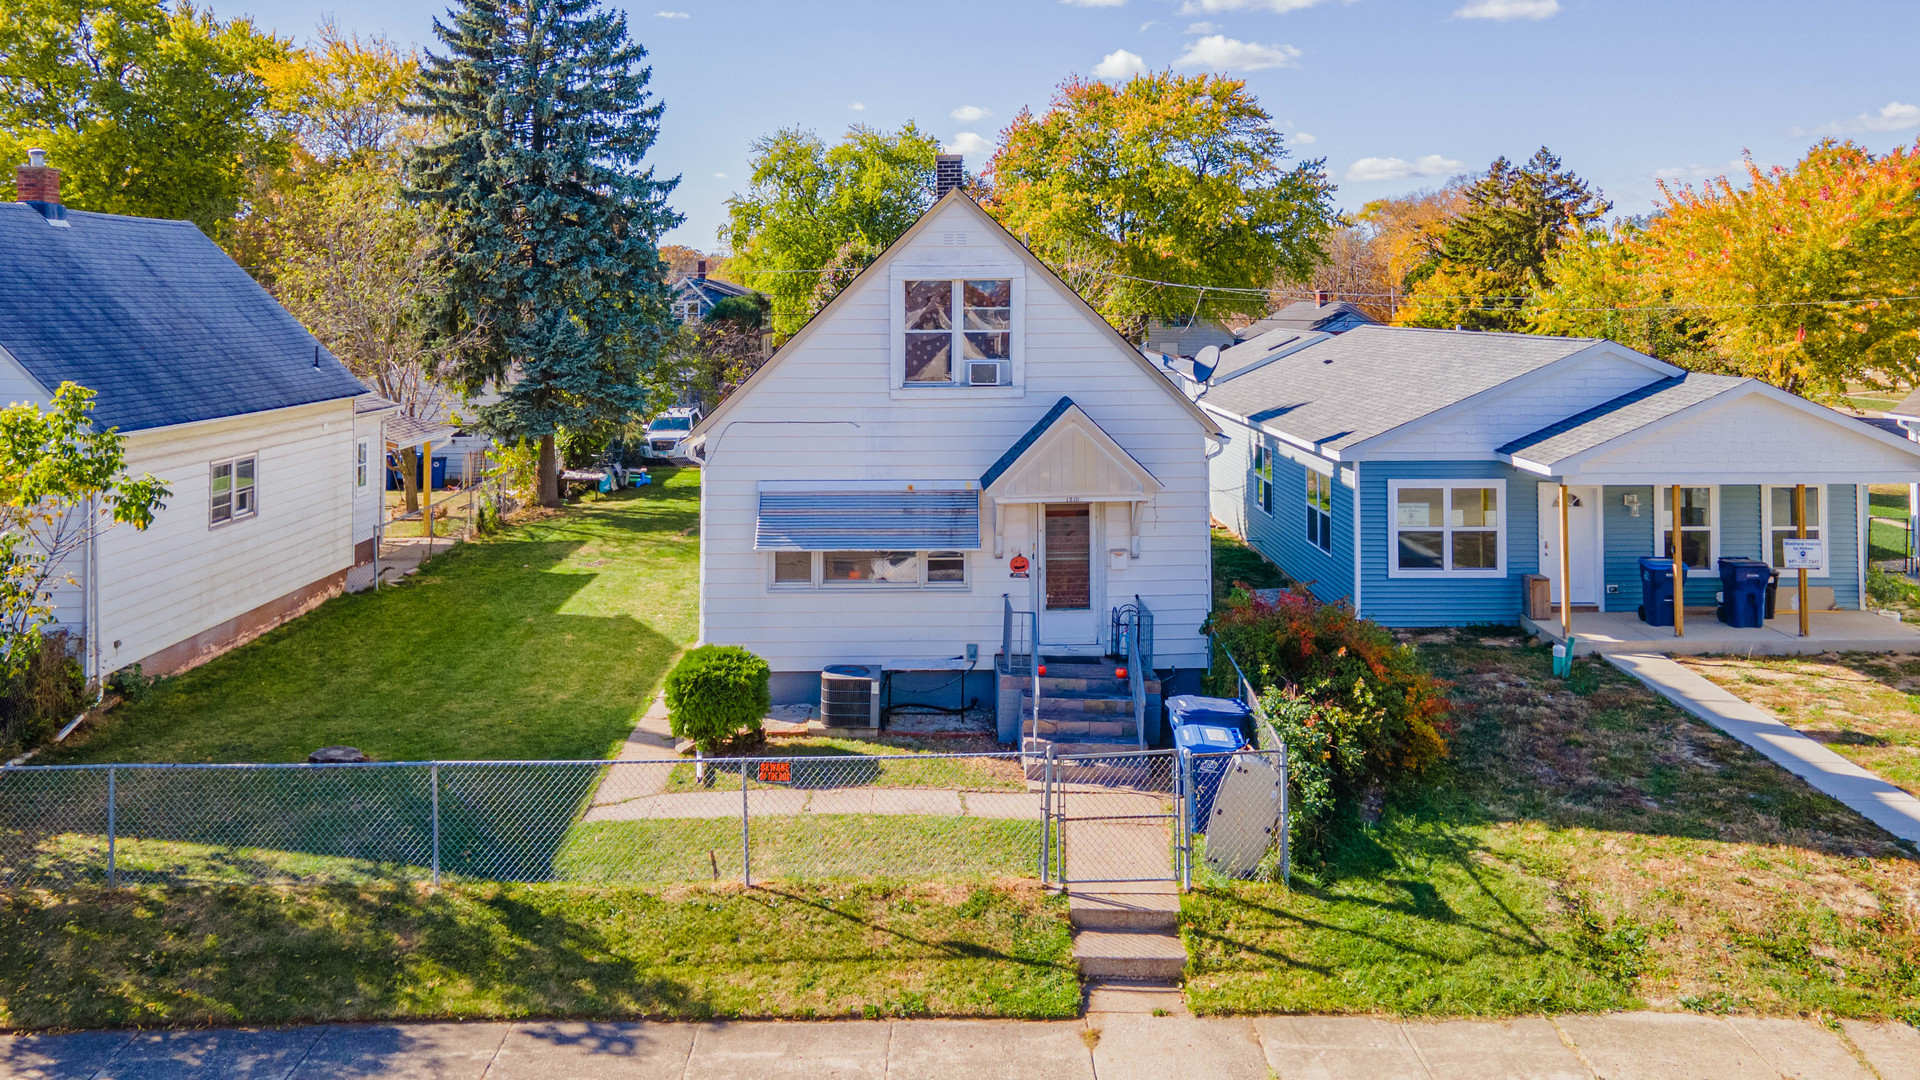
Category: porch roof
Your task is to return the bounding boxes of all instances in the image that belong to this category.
[1499,373,1746,466]
[980,397,1161,504]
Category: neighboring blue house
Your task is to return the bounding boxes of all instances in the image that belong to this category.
[1196,325,1920,629]
[671,261,755,323]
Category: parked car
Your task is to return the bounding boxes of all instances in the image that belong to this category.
[646,407,702,460]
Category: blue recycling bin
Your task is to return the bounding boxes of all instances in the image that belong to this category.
[1717,557,1772,628]
[1166,694,1252,735]
[1177,722,1247,833]
[1637,557,1676,627]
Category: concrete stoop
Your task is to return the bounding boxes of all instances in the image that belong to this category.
[1071,929,1187,980]
[1067,879,1188,986]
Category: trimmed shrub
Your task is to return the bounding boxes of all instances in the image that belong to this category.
[1208,587,1452,852]
[664,645,770,752]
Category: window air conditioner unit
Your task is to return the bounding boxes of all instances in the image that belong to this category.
[968,361,1004,387]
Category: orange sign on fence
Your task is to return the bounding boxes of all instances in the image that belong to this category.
[758,761,792,784]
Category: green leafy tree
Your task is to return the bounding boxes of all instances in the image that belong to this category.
[256,19,421,167]
[985,72,1335,340]
[0,384,168,679]
[1396,147,1609,332]
[0,0,288,235]
[721,124,940,334]
[407,0,682,506]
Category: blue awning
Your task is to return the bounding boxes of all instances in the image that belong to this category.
[755,487,981,550]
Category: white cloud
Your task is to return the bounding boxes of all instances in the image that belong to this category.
[1452,0,1559,20]
[1344,154,1464,182]
[946,132,993,155]
[1184,21,1220,33]
[1063,0,1127,6]
[654,10,689,17]
[1181,0,1337,12]
[951,105,991,123]
[1092,48,1148,79]
[849,102,866,111]
[1293,131,1317,144]
[1139,19,1158,30]
[1796,100,1920,136]
[712,171,727,179]
[1175,35,1301,71]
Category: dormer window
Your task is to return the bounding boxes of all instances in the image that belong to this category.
[903,279,1011,386]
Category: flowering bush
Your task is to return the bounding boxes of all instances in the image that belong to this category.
[1207,586,1452,847]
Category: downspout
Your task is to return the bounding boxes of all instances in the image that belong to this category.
[1859,482,1868,609]
[88,493,102,692]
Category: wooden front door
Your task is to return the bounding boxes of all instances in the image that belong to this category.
[1039,503,1101,647]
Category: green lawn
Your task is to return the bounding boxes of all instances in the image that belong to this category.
[49,471,702,764]
[0,881,1078,1029]
[1186,535,1920,1020]
[1212,525,1291,601]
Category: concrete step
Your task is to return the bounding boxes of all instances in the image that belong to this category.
[1069,882,1180,932]
[1072,929,1187,980]
[1031,718,1140,739]
[1021,738,1144,759]
[1084,978,1188,1015]
[1039,676,1161,696]
[1026,694,1134,716]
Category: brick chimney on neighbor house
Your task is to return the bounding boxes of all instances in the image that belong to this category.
[695,258,707,280]
[1314,289,1329,307]
[16,148,60,206]
[934,154,964,199]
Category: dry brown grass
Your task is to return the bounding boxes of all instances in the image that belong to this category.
[1678,652,1920,799]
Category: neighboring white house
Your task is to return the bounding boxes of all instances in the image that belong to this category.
[0,153,373,681]
[686,186,1222,732]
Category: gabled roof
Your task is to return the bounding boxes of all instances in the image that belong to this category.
[1497,373,1749,467]
[687,190,1221,444]
[1236,299,1375,339]
[1200,324,1603,455]
[674,275,752,309]
[980,396,1161,503]
[981,396,1076,489]
[0,203,368,432]
[1209,327,1328,383]
[1886,386,1920,422]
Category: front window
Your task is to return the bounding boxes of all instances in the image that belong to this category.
[904,279,1011,385]
[773,551,968,589]
[1765,485,1824,570]
[211,455,257,526]
[1656,486,1715,571]
[1306,470,1332,552]
[1390,480,1504,575]
[1252,444,1273,513]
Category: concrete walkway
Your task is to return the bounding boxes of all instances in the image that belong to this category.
[5,1013,1916,1079]
[1607,652,1920,843]
[344,536,458,593]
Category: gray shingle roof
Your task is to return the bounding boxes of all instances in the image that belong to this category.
[1201,325,1601,453]
[1497,372,1749,465]
[1211,327,1326,382]
[1887,386,1920,420]
[1236,300,1375,339]
[0,203,367,432]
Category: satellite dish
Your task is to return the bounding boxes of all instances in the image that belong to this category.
[1193,344,1221,382]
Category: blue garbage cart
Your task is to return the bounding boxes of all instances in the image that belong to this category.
[1637,557,1676,627]
[1177,722,1247,833]
[1716,557,1772,628]
[1166,694,1252,735]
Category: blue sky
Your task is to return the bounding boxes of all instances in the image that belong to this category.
[230,0,1918,251]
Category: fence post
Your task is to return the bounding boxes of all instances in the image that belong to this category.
[740,759,752,888]
[430,763,441,889]
[105,765,116,890]
[1279,744,1290,888]
[1179,751,1192,891]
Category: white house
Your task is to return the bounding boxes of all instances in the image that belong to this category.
[0,152,374,681]
[686,181,1221,746]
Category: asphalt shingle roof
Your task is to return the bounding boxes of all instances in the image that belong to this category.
[981,396,1075,489]
[1497,373,1751,465]
[1236,300,1376,339]
[1210,327,1325,382]
[0,203,366,433]
[1201,325,1601,453]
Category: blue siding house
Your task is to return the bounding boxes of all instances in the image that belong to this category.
[1193,325,1920,634]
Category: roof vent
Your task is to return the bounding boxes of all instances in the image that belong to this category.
[15,148,67,225]
[934,154,964,200]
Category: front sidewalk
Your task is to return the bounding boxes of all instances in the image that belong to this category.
[4,1012,1915,1079]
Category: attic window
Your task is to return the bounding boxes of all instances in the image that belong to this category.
[904,279,1011,385]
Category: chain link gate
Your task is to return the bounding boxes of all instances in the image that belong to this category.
[1039,747,1186,885]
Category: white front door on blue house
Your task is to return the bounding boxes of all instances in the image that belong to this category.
[1539,483,1603,607]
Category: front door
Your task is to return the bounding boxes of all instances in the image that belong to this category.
[1539,484,1601,606]
[1038,503,1102,648]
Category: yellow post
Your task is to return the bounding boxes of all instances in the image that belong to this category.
[423,440,433,541]
[1558,483,1573,641]
[1796,482,1809,638]
[1671,484,1685,637]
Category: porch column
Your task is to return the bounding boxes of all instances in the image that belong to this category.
[1797,482,1810,638]
[1557,483,1572,640]
[1671,485,1685,638]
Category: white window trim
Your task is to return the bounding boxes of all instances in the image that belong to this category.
[209,453,259,528]
[355,437,371,492]
[1761,483,1832,575]
[1386,478,1507,579]
[1306,469,1333,553]
[767,550,971,592]
[1650,484,1720,571]
[888,264,1026,398]
[1252,441,1273,515]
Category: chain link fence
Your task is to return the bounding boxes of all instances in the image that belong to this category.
[0,745,1287,891]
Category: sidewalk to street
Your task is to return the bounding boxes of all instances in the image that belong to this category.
[4,1011,1915,1079]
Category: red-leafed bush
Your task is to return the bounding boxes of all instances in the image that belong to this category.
[1208,586,1452,799]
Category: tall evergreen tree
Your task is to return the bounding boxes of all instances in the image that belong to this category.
[407,0,679,505]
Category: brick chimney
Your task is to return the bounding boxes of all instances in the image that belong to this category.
[695,258,707,280]
[934,154,964,200]
[16,148,60,207]
[1314,289,1329,307]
